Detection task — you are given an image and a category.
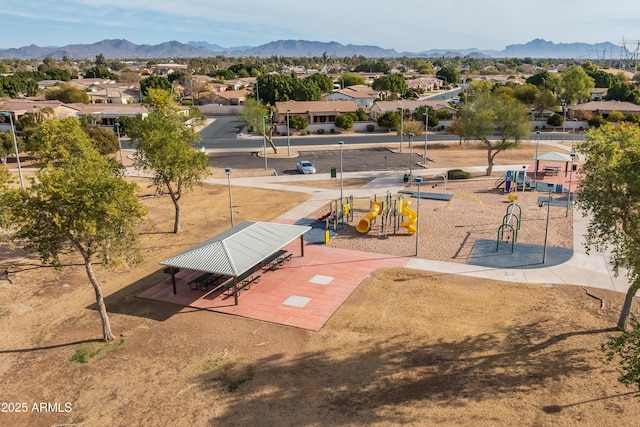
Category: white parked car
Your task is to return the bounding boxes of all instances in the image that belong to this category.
[296,160,316,174]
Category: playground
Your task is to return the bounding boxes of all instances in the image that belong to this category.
[320,176,575,266]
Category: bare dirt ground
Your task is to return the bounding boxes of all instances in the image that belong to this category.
[1,142,639,426]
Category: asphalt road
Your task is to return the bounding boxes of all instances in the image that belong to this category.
[198,116,584,151]
[202,116,587,175]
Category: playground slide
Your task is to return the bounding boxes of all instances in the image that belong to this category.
[317,211,336,221]
[356,201,382,233]
[399,200,417,234]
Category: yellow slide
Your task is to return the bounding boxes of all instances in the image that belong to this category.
[399,199,417,234]
[356,201,383,233]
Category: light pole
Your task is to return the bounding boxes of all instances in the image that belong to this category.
[423,112,428,159]
[571,118,577,152]
[338,140,344,204]
[565,152,576,217]
[262,115,268,170]
[115,122,123,166]
[1,112,24,188]
[225,168,234,227]
[398,107,403,153]
[408,133,414,181]
[561,100,566,143]
[415,176,423,256]
[534,130,541,186]
[286,109,291,157]
[542,184,553,263]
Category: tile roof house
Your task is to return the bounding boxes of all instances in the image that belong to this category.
[569,100,640,119]
[274,100,359,125]
[322,85,380,109]
[369,100,457,120]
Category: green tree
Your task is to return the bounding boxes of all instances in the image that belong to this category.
[44,83,90,104]
[289,115,308,131]
[459,92,530,175]
[436,66,460,87]
[377,111,400,130]
[547,114,564,127]
[140,75,172,97]
[447,116,465,145]
[603,318,640,392]
[128,103,209,233]
[335,114,354,131]
[84,65,117,80]
[559,65,595,105]
[575,123,640,330]
[304,73,334,94]
[339,72,366,87]
[84,125,120,156]
[0,118,147,341]
[372,74,408,99]
[240,98,270,134]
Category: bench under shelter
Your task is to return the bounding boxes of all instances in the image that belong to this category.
[159,221,311,305]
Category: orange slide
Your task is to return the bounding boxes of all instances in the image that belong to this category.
[399,199,417,234]
[356,201,383,233]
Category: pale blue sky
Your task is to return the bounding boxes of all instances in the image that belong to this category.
[1,0,638,52]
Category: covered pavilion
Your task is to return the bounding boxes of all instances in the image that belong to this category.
[160,221,311,305]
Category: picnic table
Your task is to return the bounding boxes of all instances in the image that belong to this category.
[188,272,226,291]
[542,166,560,176]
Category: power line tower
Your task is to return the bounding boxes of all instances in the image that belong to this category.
[621,38,640,74]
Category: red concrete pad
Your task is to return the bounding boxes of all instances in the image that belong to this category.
[138,243,410,331]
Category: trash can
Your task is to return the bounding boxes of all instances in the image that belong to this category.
[403,173,409,183]
[330,167,337,178]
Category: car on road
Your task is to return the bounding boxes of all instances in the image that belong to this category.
[296,160,316,174]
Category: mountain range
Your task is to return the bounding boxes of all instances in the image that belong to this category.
[0,38,625,60]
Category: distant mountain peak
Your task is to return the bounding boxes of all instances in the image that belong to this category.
[0,38,625,60]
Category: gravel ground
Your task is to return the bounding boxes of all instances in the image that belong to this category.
[324,179,573,261]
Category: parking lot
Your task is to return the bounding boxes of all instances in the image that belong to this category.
[209,147,418,175]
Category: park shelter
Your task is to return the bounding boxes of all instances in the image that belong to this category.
[160,221,310,304]
[533,151,574,176]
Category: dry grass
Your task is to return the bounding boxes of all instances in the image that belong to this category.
[1,142,638,426]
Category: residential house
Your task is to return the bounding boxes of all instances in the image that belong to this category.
[0,99,78,123]
[273,100,359,125]
[569,100,640,119]
[66,103,150,126]
[206,89,250,106]
[322,85,379,109]
[369,100,458,120]
[590,88,608,101]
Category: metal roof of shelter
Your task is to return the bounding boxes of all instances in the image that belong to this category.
[160,221,311,277]
[534,152,573,162]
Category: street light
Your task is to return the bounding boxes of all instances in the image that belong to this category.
[561,100,567,143]
[286,109,291,157]
[262,115,268,170]
[115,122,123,166]
[423,112,428,159]
[338,140,344,204]
[415,176,423,256]
[225,168,234,227]
[571,118,577,152]
[397,107,403,153]
[534,130,541,186]
[408,133,415,181]
[0,111,24,188]
[566,152,576,217]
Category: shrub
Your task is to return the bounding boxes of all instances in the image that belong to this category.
[547,114,564,127]
[366,124,375,132]
[588,116,607,128]
[447,169,471,180]
[317,128,325,135]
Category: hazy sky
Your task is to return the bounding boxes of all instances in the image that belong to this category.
[2,0,638,52]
